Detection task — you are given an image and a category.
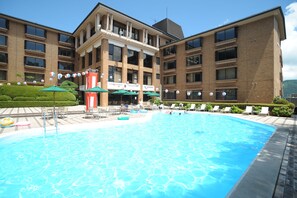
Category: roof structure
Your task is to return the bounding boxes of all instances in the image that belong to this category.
[153,18,184,39]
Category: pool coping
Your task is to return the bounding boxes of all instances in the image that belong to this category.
[227,126,289,197]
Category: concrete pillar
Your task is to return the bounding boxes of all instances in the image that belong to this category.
[80,31,84,45]
[122,46,128,83]
[86,23,91,39]
[75,37,78,49]
[138,50,144,103]
[152,56,157,86]
[156,35,159,48]
[100,39,109,107]
[106,13,110,31]
[110,14,113,31]
[142,29,145,43]
[95,13,101,32]
[129,22,132,38]
[126,22,129,37]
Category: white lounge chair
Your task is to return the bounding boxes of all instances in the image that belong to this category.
[211,105,220,112]
[197,104,206,111]
[243,106,253,115]
[259,107,269,116]
[221,107,231,113]
[189,104,196,111]
[170,104,176,109]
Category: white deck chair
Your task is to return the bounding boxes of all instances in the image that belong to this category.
[221,107,231,113]
[170,104,176,109]
[211,105,220,112]
[259,107,269,116]
[243,106,253,115]
[189,104,196,111]
[197,104,206,111]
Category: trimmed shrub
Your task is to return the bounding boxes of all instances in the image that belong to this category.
[273,96,289,105]
[0,101,78,108]
[231,106,244,114]
[206,103,213,111]
[272,106,293,117]
[0,95,12,101]
[13,96,35,101]
[36,96,51,101]
[252,106,262,115]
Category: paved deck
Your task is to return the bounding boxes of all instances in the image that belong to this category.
[0,107,296,197]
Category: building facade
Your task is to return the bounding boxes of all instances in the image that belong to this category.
[0,4,286,105]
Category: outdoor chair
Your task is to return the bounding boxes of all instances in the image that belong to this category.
[221,107,231,113]
[57,107,68,119]
[259,107,269,116]
[196,104,206,111]
[243,106,253,115]
[211,105,220,112]
[188,104,196,111]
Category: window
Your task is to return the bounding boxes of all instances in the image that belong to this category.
[108,66,122,82]
[25,72,44,82]
[216,67,237,80]
[91,27,96,37]
[143,72,152,85]
[156,57,160,65]
[215,47,237,61]
[186,90,202,100]
[131,28,139,41]
[24,56,45,68]
[143,54,152,68]
[88,51,92,66]
[163,90,176,100]
[186,55,202,66]
[0,70,7,80]
[148,34,154,46]
[113,21,126,36]
[185,38,202,50]
[164,60,176,70]
[109,44,122,62]
[127,69,138,83]
[186,72,202,83]
[215,27,237,42]
[163,75,176,84]
[0,18,9,29]
[128,49,138,65]
[25,25,46,38]
[82,56,85,69]
[0,52,8,63]
[156,73,160,79]
[25,40,45,52]
[216,88,237,100]
[0,35,7,46]
[163,45,176,56]
[58,48,74,57]
[96,46,101,62]
[58,62,74,71]
[58,34,74,44]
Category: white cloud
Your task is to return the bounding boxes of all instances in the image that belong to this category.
[282,2,297,80]
[218,19,230,26]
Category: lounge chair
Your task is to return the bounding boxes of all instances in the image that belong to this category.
[211,105,220,112]
[259,107,269,116]
[188,104,196,111]
[243,106,253,115]
[57,107,67,118]
[170,104,176,109]
[41,107,53,119]
[196,104,206,111]
[221,107,231,113]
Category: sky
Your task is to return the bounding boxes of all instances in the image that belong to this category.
[0,0,296,80]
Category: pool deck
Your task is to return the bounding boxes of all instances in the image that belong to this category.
[0,106,296,197]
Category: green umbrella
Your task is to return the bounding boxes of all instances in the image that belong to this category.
[40,86,68,133]
[112,89,128,104]
[124,91,138,104]
[85,86,108,93]
[144,91,153,95]
[147,92,160,97]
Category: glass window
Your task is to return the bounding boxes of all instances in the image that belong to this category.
[148,34,154,46]
[131,28,139,41]
[58,34,74,44]
[58,62,74,71]
[215,47,237,61]
[163,75,176,84]
[186,72,202,83]
[0,18,9,29]
[186,55,202,66]
[88,51,92,66]
[108,66,122,82]
[128,49,138,65]
[216,88,237,100]
[25,25,46,38]
[186,90,202,100]
[24,56,45,68]
[215,27,237,42]
[156,73,160,79]
[143,72,152,85]
[163,46,176,56]
[164,60,176,70]
[109,44,122,62]
[96,46,101,62]
[25,72,44,82]
[216,68,237,80]
[0,35,7,46]
[0,52,8,63]
[0,70,7,80]
[156,57,160,65]
[113,21,126,36]
[127,69,138,83]
[163,90,176,100]
[143,54,152,68]
[91,27,95,37]
[82,56,85,69]
[185,38,202,50]
[58,48,74,57]
[25,40,45,52]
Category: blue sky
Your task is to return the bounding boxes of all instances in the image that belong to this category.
[1,0,297,80]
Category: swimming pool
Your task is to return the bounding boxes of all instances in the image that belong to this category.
[0,112,275,197]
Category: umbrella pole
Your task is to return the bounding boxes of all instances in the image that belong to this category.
[54,92,58,134]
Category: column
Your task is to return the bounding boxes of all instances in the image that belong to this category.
[80,31,84,45]
[100,39,109,107]
[129,22,132,38]
[86,23,91,39]
[156,35,160,48]
[95,13,101,32]
[75,37,78,49]
[126,22,129,37]
[138,50,144,103]
[110,14,113,31]
[152,56,157,87]
[122,46,128,83]
[106,13,110,31]
[142,29,146,43]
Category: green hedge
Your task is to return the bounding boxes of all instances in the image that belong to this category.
[0,95,12,101]
[13,96,36,101]
[0,101,78,108]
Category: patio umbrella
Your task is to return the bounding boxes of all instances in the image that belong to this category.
[124,91,138,104]
[40,86,68,133]
[84,86,108,93]
[147,92,160,97]
[112,89,128,104]
[144,91,153,95]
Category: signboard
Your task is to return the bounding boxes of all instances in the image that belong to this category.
[143,85,155,91]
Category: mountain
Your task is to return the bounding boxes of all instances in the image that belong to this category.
[283,80,297,98]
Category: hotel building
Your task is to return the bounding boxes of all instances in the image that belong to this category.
[0,4,285,105]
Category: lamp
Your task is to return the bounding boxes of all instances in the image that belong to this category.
[187,90,192,96]
[176,90,180,94]
[209,92,213,96]
[198,91,202,96]
[165,89,168,93]
[222,91,227,96]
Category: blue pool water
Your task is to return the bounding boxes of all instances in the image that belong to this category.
[0,113,275,197]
